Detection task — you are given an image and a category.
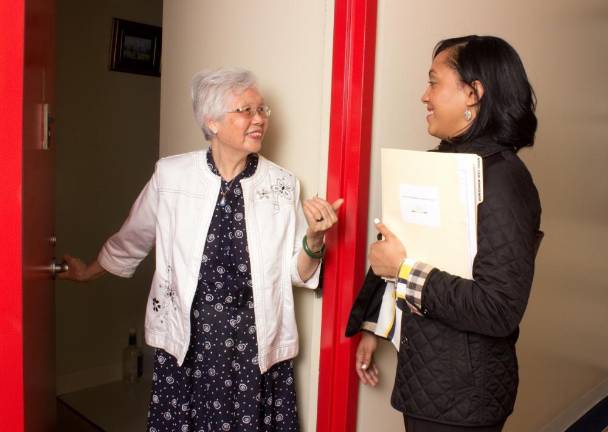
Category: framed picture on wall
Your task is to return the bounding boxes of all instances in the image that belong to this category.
[109,18,162,77]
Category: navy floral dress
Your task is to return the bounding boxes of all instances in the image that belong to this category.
[147,151,299,432]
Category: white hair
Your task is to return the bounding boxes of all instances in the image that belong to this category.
[191,67,258,140]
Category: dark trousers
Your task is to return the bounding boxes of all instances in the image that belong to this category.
[404,416,505,432]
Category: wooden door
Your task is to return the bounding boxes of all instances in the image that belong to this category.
[0,0,56,430]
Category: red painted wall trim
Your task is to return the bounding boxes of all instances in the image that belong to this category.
[0,0,25,429]
[317,1,377,431]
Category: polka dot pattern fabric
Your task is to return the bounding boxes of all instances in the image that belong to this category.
[147,151,299,432]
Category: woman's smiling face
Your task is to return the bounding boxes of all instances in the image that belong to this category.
[421,49,473,141]
[210,87,268,157]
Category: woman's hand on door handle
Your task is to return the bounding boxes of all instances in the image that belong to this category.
[58,255,106,282]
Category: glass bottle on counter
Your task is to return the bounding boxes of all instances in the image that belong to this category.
[122,328,143,383]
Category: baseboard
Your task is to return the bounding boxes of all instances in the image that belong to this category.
[539,378,608,432]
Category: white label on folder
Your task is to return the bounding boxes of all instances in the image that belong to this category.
[399,184,440,227]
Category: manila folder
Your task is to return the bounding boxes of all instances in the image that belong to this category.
[381,148,483,279]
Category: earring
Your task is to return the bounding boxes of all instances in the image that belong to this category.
[464,109,473,121]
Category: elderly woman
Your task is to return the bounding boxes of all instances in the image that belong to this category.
[62,68,342,432]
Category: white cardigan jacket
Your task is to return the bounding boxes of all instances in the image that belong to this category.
[98,150,320,373]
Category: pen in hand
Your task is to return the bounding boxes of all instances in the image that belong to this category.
[373,217,397,282]
[374,218,383,240]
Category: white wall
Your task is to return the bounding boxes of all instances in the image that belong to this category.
[357,1,608,431]
[55,0,162,393]
[159,1,334,430]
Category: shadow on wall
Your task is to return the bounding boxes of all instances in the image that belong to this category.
[258,91,284,166]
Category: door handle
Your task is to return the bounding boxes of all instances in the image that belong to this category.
[50,259,69,279]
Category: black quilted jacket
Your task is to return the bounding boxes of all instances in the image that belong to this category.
[347,137,542,427]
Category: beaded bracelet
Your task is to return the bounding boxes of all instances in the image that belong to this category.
[302,235,326,259]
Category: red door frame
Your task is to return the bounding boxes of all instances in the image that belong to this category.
[0,0,25,429]
[317,1,377,431]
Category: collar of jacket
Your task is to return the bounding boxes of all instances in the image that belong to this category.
[435,136,512,158]
[196,148,269,191]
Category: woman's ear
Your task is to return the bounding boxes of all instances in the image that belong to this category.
[467,80,484,106]
[207,119,218,135]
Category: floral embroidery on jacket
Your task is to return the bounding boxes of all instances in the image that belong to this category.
[256,189,272,200]
[152,264,178,324]
[271,178,293,201]
[256,176,294,214]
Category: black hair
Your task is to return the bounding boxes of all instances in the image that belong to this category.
[434,35,537,150]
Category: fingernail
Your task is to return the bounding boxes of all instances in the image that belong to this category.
[361,364,367,370]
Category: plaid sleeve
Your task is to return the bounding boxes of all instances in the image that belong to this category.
[396,258,435,311]
[361,321,377,332]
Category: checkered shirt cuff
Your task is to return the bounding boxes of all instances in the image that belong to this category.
[361,321,377,333]
[396,258,434,311]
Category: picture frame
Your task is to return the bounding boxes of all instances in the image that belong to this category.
[109,18,162,77]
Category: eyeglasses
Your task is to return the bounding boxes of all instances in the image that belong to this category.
[226,105,272,118]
